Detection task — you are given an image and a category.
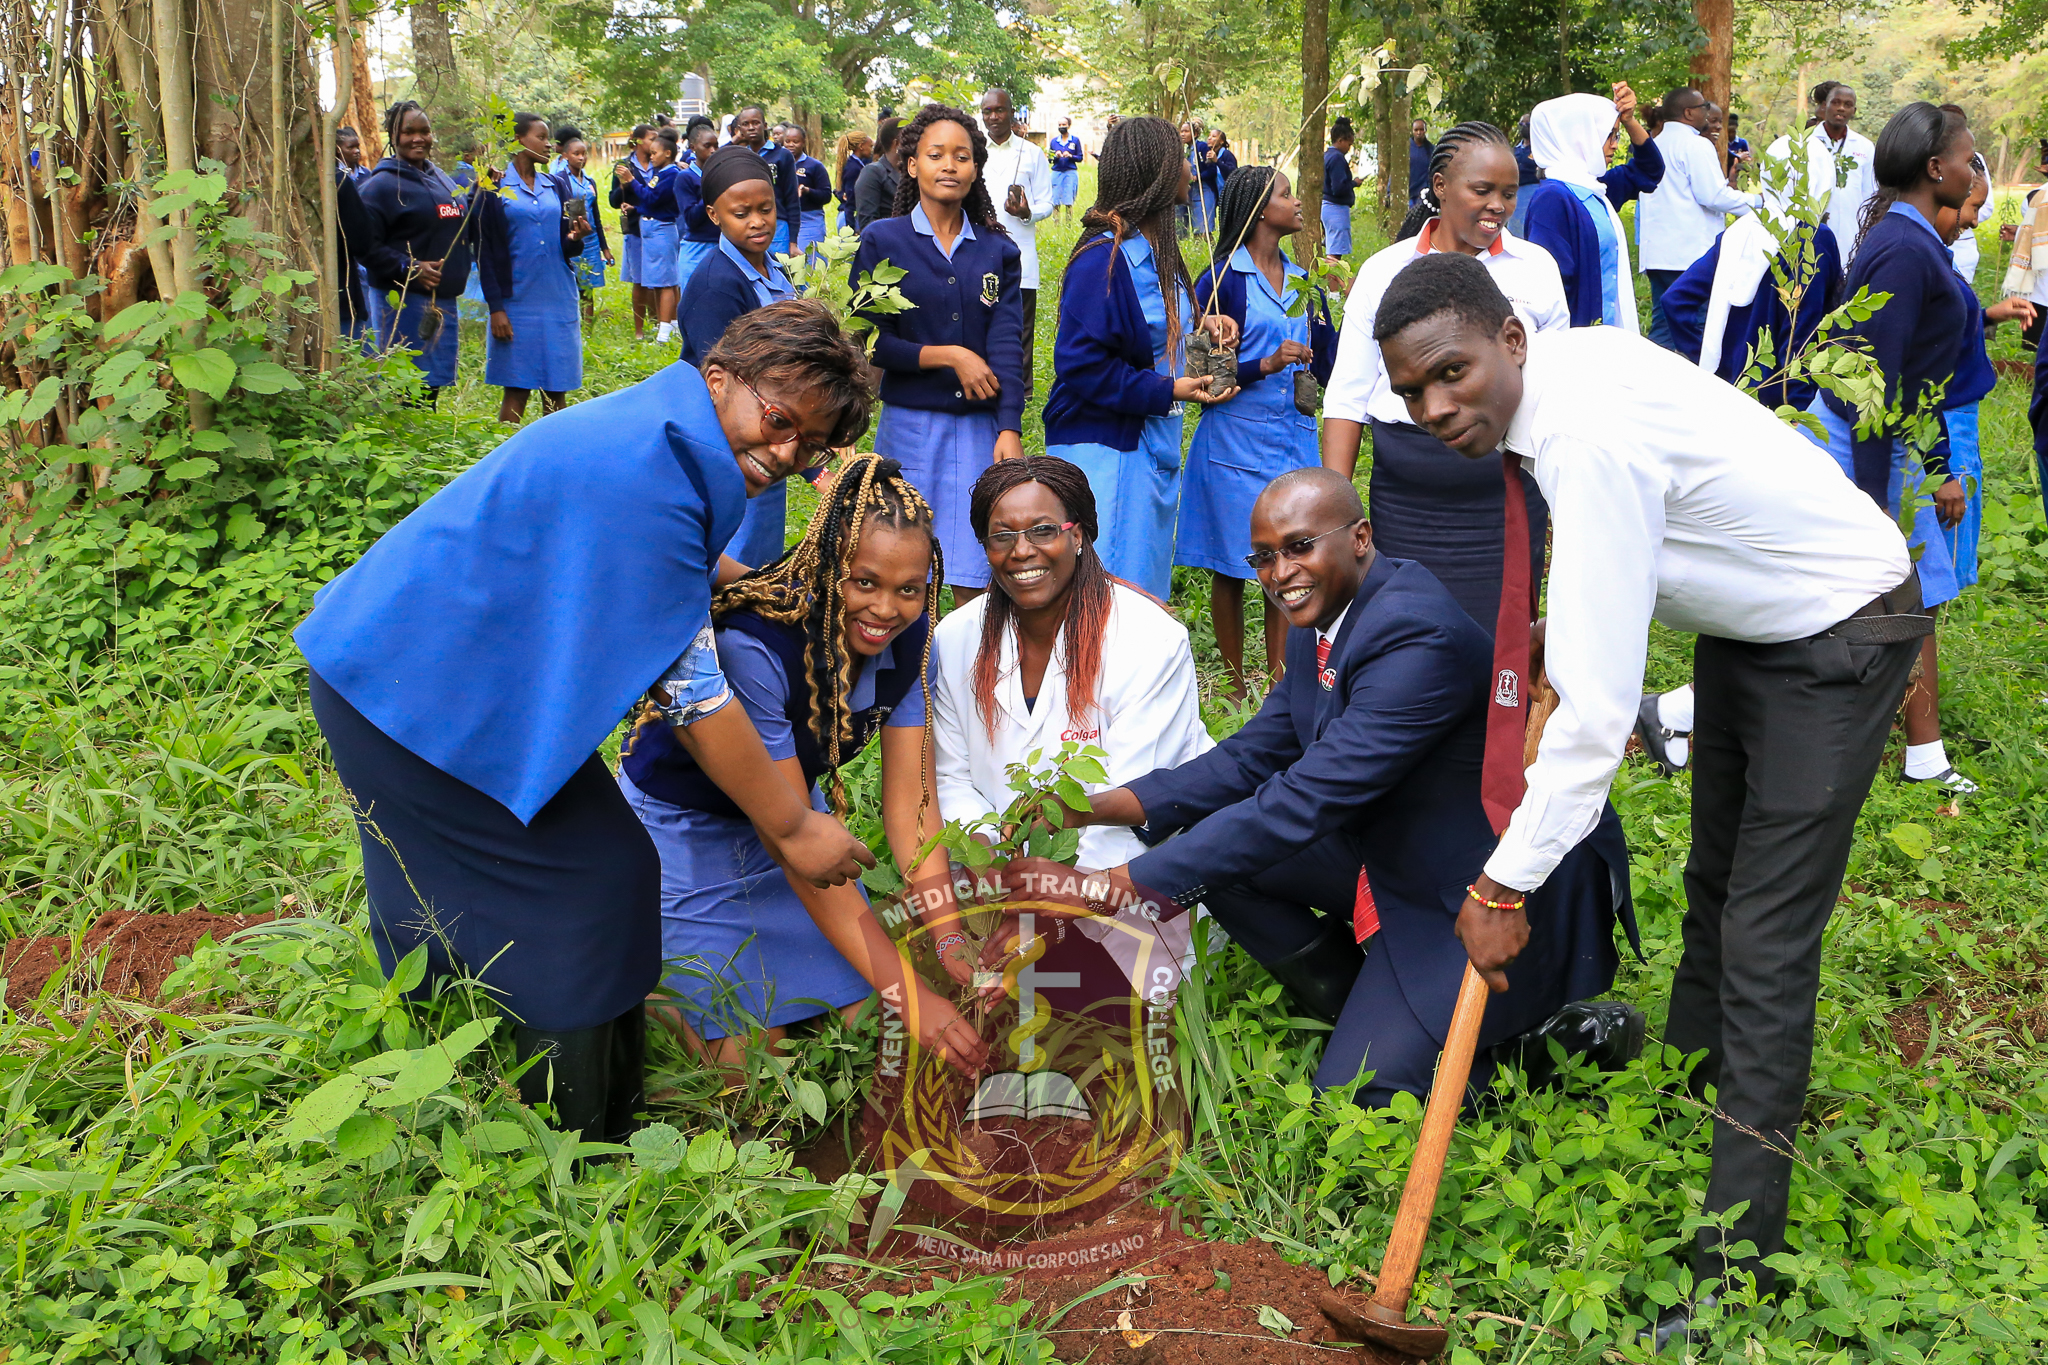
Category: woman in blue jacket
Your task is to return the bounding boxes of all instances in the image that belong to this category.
[1048,121,1083,215]
[782,125,834,258]
[356,99,496,402]
[1808,103,1979,793]
[852,104,1026,597]
[1321,118,1357,256]
[680,146,800,568]
[1518,88,1647,330]
[673,118,721,295]
[1043,116,1238,599]
[618,127,683,343]
[294,302,878,1140]
[485,112,588,424]
[555,126,612,322]
[1177,166,1336,692]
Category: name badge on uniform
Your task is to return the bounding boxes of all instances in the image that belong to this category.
[436,203,462,219]
[980,273,1000,307]
[1319,666,1336,691]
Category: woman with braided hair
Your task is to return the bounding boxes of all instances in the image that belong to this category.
[1321,118,1568,633]
[1043,116,1239,598]
[1177,166,1337,693]
[621,453,989,1074]
[852,103,1025,599]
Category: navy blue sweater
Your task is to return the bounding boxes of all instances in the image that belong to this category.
[760,144,804,232]
[608,156,647,235]
[1192,254,1338,391]
[1043,232,1178,450]
[1323,147,1355,207]
[1599,136,1664,208]
[1518,179,1608,328]
[627,164,681,222]
[837,155,866,215]
[355,156,486,302]
[677,247,762,368]
[1823,207,1972,499]
[672,164,718,243]
[795,155,833,211]
[852,214,1027,432]
[1663,223,1844,412]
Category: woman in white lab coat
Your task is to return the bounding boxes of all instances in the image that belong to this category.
[931,455,1214,882]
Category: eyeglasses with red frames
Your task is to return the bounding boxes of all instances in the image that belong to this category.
[734,374,836,473]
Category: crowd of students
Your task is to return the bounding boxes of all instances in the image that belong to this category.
[305,83,2031,1341]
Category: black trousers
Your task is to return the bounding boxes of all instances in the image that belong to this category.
[1668,627,1917,1295]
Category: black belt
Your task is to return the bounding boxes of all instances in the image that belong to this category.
[1822,568,1934,646]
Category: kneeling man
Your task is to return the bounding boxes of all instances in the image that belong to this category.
[1062,466,1637,1104]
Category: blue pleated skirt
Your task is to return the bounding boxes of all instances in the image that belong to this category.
[620,769,871,1041]
[639,219,680,288]
[875,405,998,588]
[620,232,644,285]
[1803,397,1959,608]
[798,209,828,248]
[1942,403,1982,589]
[1322,201,1354,257]
[676,238,717,296]
[1051,169,1080,206]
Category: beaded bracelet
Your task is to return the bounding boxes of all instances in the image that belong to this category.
[934,932,969,955]
[1465,884,1527,911]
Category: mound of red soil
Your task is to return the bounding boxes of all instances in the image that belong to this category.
[2,908,276,1010]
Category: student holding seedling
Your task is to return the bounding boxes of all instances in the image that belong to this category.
[619,454,987,1077]
[296,301,878,1143]
[1042,115,1237,599]
[1176,165,1336,693]
[681,145,800,569]
[852,102,1026,600]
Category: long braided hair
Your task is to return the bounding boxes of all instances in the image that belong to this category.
[889,103,1005,231]
[1069,116,1194,360]
[711,454,943,817]
[1855,102,1969,256]
[1397,120,1512,242]
[1206,164,1279,292]
[966,456,1116,740]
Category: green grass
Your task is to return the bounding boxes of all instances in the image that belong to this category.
[3,189,2047,1362]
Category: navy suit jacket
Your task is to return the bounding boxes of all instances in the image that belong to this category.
[1127,554,1635,1047]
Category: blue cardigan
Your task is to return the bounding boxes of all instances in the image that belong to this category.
[1193,254,1338,391]
[1323,147,1356,207]
[678,247,765,368]
[795,155,833,211]
[1823,206,1973,499]
[1599,136,1665,208]
[1043,233,1178,450]
[672,164,718,243]
[760,145,803,231]
[1663,222,1843,412]
[852,214,1028,432]
[1517,179,1607,328]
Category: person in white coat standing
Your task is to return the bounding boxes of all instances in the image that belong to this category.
[932,456,1214,887]
[1764,82,1878,252]
[980,89,1056,393]
[1639,86,1758,348]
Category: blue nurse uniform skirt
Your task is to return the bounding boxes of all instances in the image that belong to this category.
[620,231,644,285]
[1050,407,1185,601]
[1321,201,1354,257]
[875,405,998,589]
[639,219,680,288]
[619,769,872,1041]
[309,670,661,1033]
[1051,169,1079,206]
[1176,403,1319,578]
[377,291,461,389]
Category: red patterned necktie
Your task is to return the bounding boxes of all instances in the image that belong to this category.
[1315,634,1333,690]
[1482,449,1536,837]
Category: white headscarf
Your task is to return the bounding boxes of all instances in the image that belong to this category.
[1529,92,1639,332]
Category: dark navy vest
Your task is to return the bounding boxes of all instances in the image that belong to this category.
[621,610,930,817]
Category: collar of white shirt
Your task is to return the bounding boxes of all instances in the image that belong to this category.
[1316,597,1353,652]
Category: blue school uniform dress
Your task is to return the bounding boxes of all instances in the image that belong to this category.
[1322,147,1355,256]
[355,155,491,388]
[672,162,719,293]
[612,154,651,284]
[630,164,682,288]
[795,153,832,252]
[1049,135,1082,205]
[837,153,866,232]
[1044,231,1188,598]
[1801,203,1978,609]
[679,237,798,567]
[762,144,802,257]
[564,168,608,290]
[853,206,1026,589]
[1176,247,1337,578]
[483,165,584,394]
[618,613,932,1039]
[294,363,747,1032]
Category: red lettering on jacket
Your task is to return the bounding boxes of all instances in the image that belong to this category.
[1060,728,1100,742]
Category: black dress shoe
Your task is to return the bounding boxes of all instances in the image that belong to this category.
[1260,919,1366,1026]
[1499,1000,1647,1089]
[1634,693,1687,775]
[1641,1294,1716,1354]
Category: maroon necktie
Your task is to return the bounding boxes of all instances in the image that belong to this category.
[1482,450,1536,838]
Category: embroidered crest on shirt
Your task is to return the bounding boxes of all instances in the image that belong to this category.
[1493,668,1519,708]
[981,272,1000,306]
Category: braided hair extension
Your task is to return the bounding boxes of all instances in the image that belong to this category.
[1855,102,1969,256]
[965,456,1115,741]
[1069,116,1194,359]
[707,455,942,818]
[1396,120,1511,242]
[889,103,1005,231]
[383,98,427,151]
[1204,164,1279,299]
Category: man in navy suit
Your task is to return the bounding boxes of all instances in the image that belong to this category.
[1059,468,1637,1102]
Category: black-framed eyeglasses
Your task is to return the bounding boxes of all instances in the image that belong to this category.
[982,520,1077,552]
[1243,518,1363,570]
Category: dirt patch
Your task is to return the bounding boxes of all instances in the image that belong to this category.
[2,908,276,1011]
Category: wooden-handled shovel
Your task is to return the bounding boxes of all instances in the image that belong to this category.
[1320,962,1491,1360]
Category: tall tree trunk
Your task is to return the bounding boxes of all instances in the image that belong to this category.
[410,0,462,135]
[1691,0,1732,155]
[321,2,354,370]
[151,0,214,428]
[106,0,175,301]
[349,20,381,159]
[1373,82,1396,239]
[1297,0,1328,261]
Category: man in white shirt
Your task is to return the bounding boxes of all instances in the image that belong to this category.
[1639,87,1758,348]
[1376,253,1920,1339]
[979,88,1055,392]
[1763,82,1878,250]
